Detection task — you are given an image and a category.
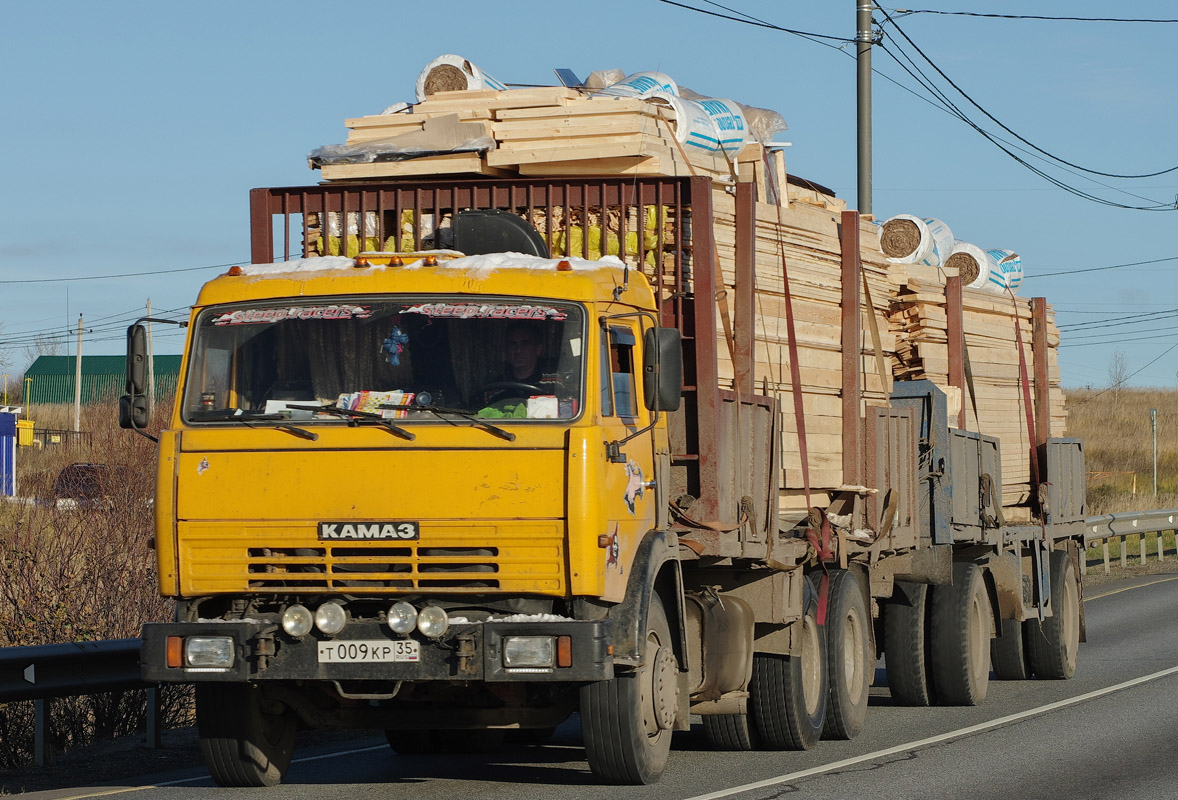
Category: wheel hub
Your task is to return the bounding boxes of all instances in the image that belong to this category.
[651,645,679,732]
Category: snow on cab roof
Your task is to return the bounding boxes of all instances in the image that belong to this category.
[237,252,626,279]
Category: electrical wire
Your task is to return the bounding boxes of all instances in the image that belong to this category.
[874,5,1178,181]
[1059,308,1178,330]
[1065,342,1178,404]
[889,10,1178,24]
[0,261,243,285]
[1035,255,1178,277]
[655,0,854,43]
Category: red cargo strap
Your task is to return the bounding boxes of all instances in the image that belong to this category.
[804,510,834,626]
[1009,290,1046,537]
[765,151,832,622]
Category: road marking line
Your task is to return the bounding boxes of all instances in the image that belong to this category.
[1087,575,1178,600]
[683,664,1178,800]
[48,744,387,800]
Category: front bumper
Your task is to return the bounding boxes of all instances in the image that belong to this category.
[141,618,613,684]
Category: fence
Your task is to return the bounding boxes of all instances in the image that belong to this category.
[0,639,162,767]
[1083,508,1178,575]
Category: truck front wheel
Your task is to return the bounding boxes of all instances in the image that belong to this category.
[196,683,297,787]
[581,593,678,784]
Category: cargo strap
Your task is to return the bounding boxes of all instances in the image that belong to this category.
[763,149,831,625]
[1007,290,1043,520]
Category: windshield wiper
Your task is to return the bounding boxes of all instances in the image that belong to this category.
[191,409,318,440]
[285,404,415,441]
[384,404,516,442]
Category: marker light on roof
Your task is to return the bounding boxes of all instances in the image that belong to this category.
[354,257,370,268]
[226,266,243,276]
[424,255,439,266]
[556,260,572,271]
[389,256,404,266]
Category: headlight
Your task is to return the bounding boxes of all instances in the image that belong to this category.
[282,604,314,637]
[185,636,235,669]
[388,601,418,634]
[416,606,449,638]
[503,636,555,669]
[315,602,347,635]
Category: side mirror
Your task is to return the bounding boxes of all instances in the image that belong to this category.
[126,324,148,395]
[119,394,149,430]
[643,327,682,412]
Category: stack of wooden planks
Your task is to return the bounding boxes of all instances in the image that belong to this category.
[315,84,1067,517]
[319,88,765,184]
[888,278,1066,514]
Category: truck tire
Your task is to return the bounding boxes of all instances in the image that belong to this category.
[990,617,1031,680]
[702,713,759,750]
[750,579,826,750]
[581,592,677,784]
[821,569,871,740]
[883,582,934,706]
[930,562,991,706]
[1025,550,1080,680]
[196,683,297,787]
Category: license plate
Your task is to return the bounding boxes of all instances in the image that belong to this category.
[317,639,420,663]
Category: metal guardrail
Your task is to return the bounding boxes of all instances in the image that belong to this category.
[0,638,161,767]
[1082,508,1178,575]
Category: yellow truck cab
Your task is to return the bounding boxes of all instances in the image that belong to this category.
[133,244,687,785]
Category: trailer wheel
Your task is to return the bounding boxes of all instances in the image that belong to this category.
[990,617,1031,680]
[581,592,677,784]
[750,579,826,750]
[702,713,759,750]
[1025,550,1080,680]
[883,582,934,706]
[196,683,297,787]
[930,562,991,705]
[821,570,872,739]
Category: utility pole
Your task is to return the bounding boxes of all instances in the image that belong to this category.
[856,0,874,216]
[74,314,83,433]
[1151,407,1157,497]
[147,298,155,418]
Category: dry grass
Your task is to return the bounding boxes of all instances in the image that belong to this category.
[1065,387,1178,514]
[0,401,192,770]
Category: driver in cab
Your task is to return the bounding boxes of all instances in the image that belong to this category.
[479,322,553,415]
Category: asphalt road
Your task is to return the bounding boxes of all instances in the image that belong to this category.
[19,571,1178,800]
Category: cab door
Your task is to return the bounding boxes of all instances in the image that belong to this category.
[598,320,657,601]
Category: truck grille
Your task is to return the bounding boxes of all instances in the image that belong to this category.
[178,522,566,595]
[247,546,502,589]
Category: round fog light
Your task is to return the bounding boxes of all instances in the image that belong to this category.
[282,604,313,637]
[315,602,347,635]
[416,606,450,638]
[388,601,418,634]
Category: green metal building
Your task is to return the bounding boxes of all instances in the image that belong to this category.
[23,355,181,405]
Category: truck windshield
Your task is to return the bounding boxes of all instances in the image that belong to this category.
[181,297,585,424]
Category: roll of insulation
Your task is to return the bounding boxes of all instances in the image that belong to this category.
[415,55,506,103]
[597,71,679,98]
[879,214,954,267]
[947,242,1023,294]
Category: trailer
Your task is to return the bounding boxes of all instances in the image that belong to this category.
[125,173,1086,787]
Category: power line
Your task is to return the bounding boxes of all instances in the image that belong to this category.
[890,10,1178,24]
[655,0,854,43]
[1034,255,1178,278]
[1066,342,1178,404]
[0,261,243,285]
[1059,308,1178,331]
[874,5,1178,182]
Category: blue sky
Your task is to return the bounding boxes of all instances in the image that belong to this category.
[1,1,1175,388]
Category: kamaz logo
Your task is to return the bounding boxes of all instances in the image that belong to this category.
[318,522,420,540]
